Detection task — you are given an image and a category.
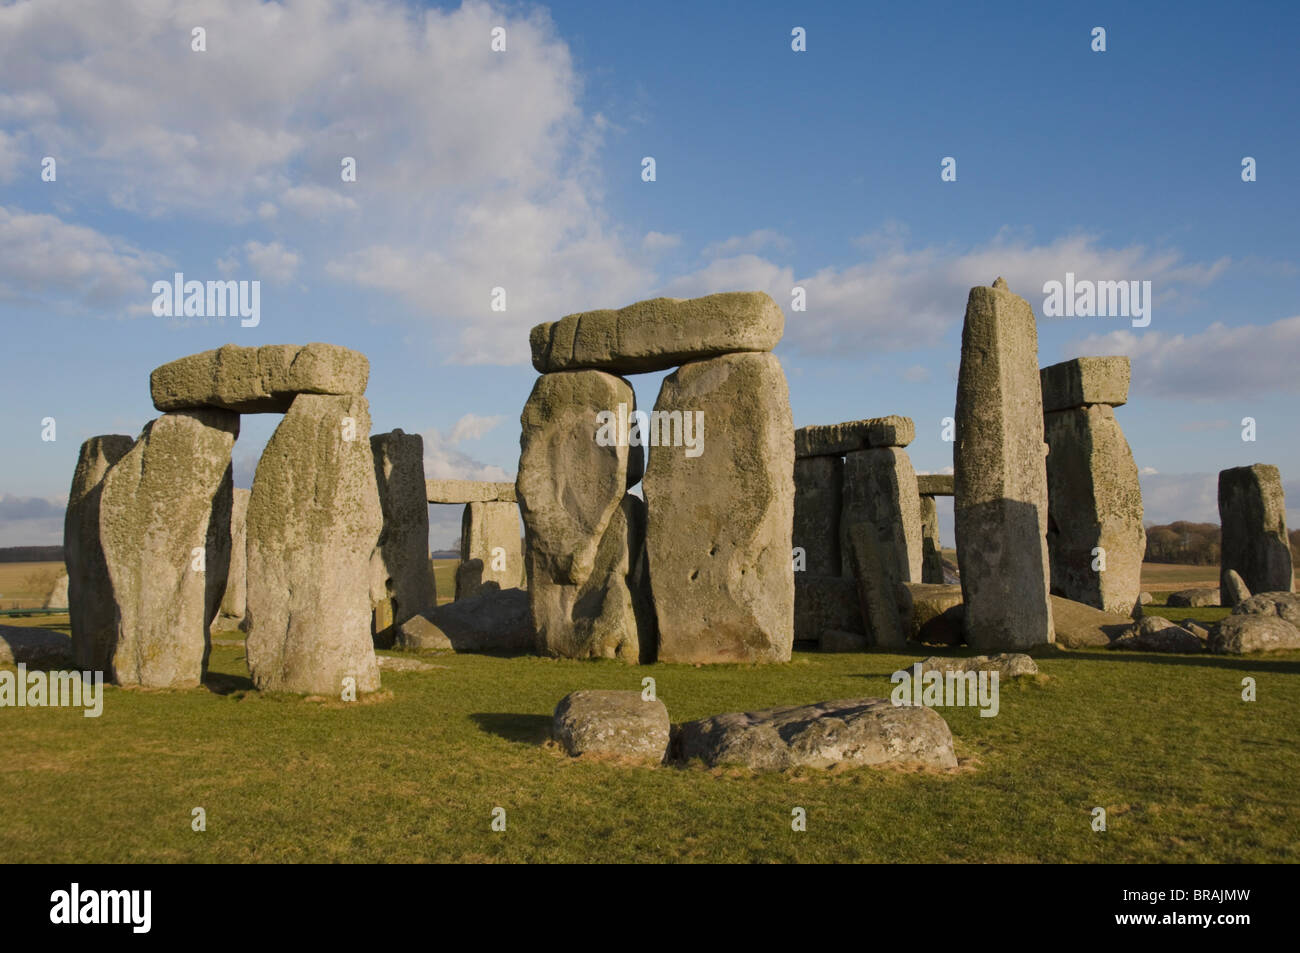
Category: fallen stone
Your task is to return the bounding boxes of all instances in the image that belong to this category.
[246,394,382,695]
[645,352,794,664]
[795,415,915,457]
[1166,588,1219,608]
[954,279,1054,650]
[1220,569,1251,609]
[794,576,863,643]
[65,434,134,671]
[1039,356,1131,413]
[676,698,958,771]
[1218,464,1294,595]
[150,343,369,413]
[397,587,534,654]
[1050,595,1134,648]
[0,626,73,667]
[1210,614,1300,654]
[821,629,871,652]
[898,583,965,645]
[1111,616,1205,653]
[100,411,238,688]
[916,474,955,497]
[1180,620,1211,640]
[425,479,517,504]
[552,690,670,763]
[839,447,922,585]
[1232,591,1300,627]
[530,292,783,374]
[916,653,1038,678]
[455,501,523,600]
[793,455,842,576]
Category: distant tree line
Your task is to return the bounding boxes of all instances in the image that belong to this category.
[1144,521,1300,565]
[0,545,64,563]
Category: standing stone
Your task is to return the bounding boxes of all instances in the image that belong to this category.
[794,576,864,643]
[43,570,69,609]
[1219,464,1294,595]
[845,521,907,648]
[919,494,945,584]
[65,435,133,671]
[645,352,794,663]
[518,370,643,659]
[455,501,523,600]
[1221,568,1251,608]
[793,456,842,576]
[840,446,923,586]
[953,279,1054,650]
[246,394,383,694]
[369,430,436,647]
[1043,402,1145,614]
[218,488,250,626]
[99,411,238,688]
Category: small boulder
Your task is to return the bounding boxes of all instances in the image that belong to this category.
[1050,595,1133,648]
[1138,591,1154,605]
[1111,616,1205,653]
[1232,591,1300,628]
[552,690,670,764]
[1220,569,1251,609]
[898,583,964,645]
[397,587,533,654]
[1166,588,1219,608]
[916,653,1038,678]
[1210,614,1300,654]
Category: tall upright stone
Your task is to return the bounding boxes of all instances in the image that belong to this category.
[369,430,436,647]
[793,456,842,576]
[1219,464,1294,595]
[99,411,238,687]
[455,501,523,599]
[1041,357,1145,614]
[246,394,383,694]
[518,370,644,660]
[840,446,923,586]
[645,352,794,663]
[954,278,1054,649]
[919,494,945,584]
[65,434,134,671]
[217,488,250,625]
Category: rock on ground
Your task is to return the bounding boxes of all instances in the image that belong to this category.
[675,698,958,771]
[150,343,369,413]
[552,690,670,763]
[645,352,794,663]
[1111,616,1205,653]
[245,394,383,695]
[1232,591,1300,627]
[0,626,74,667]
[99,411,238,688]
[1210,614,1300,654]
[898,583,965,645]
[916,653,1038,678]
[397,587,534,654]
[1166,588,1219,608]
[1050,595,1135,648]
[1220,569,1251,609]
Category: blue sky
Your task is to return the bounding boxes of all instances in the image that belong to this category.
[1,0,1297,549]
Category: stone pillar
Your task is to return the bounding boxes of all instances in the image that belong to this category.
[1041,357,1145,615]
[65,434,134,671]
[840,446,923,588]
[1219,464,1294,594]
[793,455,842,577]
[954,278,1053,650]
[217,488,250,627]
[455,500,523,599]
[518,370,647,661]
[919,495,944,584]
[645,352,794,663]
[370,430,436,647]
[99,411,238,687]
[246,394,383,694]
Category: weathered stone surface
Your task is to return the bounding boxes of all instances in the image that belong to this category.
[919,495,944,584]
[65,435,134,671]
[100,411,238,688]
[1221,569,1251,609]
[1210,614,1300,654]
[793,456,842,576]
[1138,591,1154,605]
[898,583,965,645]
[846,522,907,648]
[552,690,670,763]
[518,370,633,588]
[821,629,871,652]
[1039,356,1131,413]
[150,343,369,413]
[1050,595,1133,648]
[1111,616,1205,653]
[530,292,783,374]
[794,576,863,643]
[916,474,954,497]
[1166,587,1219,608]
[1044,404,1145,614]
[0,626,73,667]
[1219,464,1294,595]
[455,501,523,601]
[425,479,517,504]
[676,698,958,771]
[376,654,440,672]
[398,587,534,654]
[43,570,68,609]
[246,394,382,695]
[369,431,436,648]
[531,494,653,663]
[795,415,914,458]
[954,280,1053,650]
[646,353,794,663]
[217,488,250,625]
[1232,591,1300,627]
[840,447,923,587]
[917,653,1038,678]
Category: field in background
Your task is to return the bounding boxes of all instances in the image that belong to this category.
[0,561,63,610]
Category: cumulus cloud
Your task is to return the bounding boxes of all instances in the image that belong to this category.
[641,231,680,253]
[447,413,504,444]
[701,229,791,259]
[244,240,301,283]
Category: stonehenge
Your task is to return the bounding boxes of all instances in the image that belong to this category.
[216,488,250,629]
[1218,464,1294,595]
[1040,357,1145,615]
[370,430,437,646]
[954,278,1054,650]
[915,474,952,585]
[424,479,523,600]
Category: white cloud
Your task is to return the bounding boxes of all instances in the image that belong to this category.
[1138,472,1219,524]
[641,231,680,253]
[0,129,22,183]
[280,184,357,220]
[702,229,791,259]
[447,412,504,444]
[244,240,300,283]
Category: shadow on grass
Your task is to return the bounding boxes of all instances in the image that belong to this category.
[1051,651,1300,674]
[471,712,551,746]
[204,671,255,695]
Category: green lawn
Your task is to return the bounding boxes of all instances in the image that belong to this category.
[3,621,1296,863]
